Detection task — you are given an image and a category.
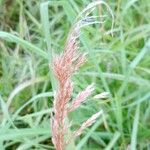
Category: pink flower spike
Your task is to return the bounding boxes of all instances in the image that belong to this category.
[74,110,103,137]
[68,84,95,112]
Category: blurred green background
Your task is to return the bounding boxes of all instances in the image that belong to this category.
[0,0,150,149]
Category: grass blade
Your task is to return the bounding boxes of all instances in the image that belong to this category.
[131,104,140,150]
[0,31,48,59]
[105,131,121,150]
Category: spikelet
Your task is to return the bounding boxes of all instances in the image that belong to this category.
[74,110,103,137]
[68,84,94,112]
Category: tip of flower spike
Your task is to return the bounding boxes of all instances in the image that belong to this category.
[94,92,109,99]
[90,110,103,123]
[88,83,95,90]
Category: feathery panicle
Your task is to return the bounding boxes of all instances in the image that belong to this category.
[51,24,87,150]
[51,19,103,150]
[51,1,114,149]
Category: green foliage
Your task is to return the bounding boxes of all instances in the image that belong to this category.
[0,0,150,149]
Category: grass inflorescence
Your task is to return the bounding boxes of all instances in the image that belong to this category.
[0,0,150,149]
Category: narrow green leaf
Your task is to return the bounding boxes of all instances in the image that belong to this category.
[105,132,121,150]
[0,128,50,141]
[131,104,140,150]
[0,31,48,59]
